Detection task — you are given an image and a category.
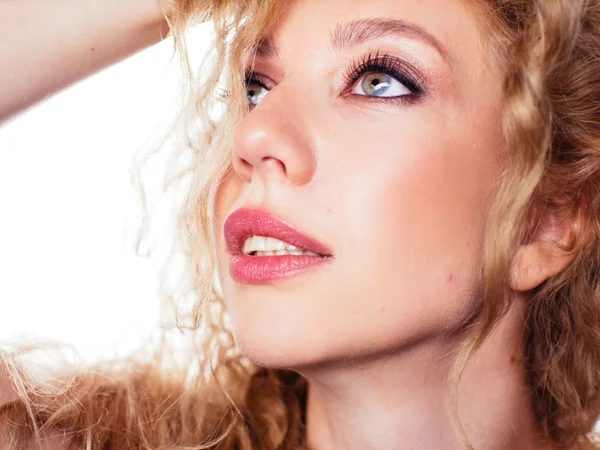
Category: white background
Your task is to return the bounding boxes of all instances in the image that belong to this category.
[0,29,210,363]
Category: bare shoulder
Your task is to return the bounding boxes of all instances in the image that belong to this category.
[0,366,17,405]
[0,426,68,450]
[1,417,68,450]
[0,367,17,437]
[1,369,66,450]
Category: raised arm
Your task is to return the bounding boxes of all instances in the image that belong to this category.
[0,0,171,122]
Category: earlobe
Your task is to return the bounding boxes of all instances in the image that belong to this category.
[509,208,582,292]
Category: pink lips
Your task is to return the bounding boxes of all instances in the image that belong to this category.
[224,208,333,284]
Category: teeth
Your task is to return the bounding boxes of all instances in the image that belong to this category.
[243,235,320,256]
[252,250,319,256]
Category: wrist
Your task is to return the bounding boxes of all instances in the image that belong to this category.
[137,0,172,41]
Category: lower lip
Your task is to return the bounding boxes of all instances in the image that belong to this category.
[229,254,332,284]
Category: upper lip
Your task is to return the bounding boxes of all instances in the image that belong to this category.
[224,208,333,257]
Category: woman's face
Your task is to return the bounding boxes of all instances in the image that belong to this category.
[214,0,505,368]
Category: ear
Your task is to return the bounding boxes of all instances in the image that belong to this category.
[510,207,582,292]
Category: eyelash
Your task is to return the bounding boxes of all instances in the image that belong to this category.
[341,50,424,103]
[238,50,425,106]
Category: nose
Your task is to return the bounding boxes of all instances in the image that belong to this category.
[232,85,317,186]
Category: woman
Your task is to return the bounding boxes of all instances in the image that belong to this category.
[1,0,600,448]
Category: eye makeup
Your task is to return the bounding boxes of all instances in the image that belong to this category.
[339,49,427,105]
[241,47,429,108]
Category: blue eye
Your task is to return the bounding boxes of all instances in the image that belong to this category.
[246,79,268,106]
[243,51,423,107]
[351,72,411,98]
[343,51,423,101]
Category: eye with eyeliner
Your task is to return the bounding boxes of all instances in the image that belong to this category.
[243,71,271,104]
[243,49,427,107]
[341,49,426,104]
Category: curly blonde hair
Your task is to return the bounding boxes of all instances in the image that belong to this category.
[2,0,600,448]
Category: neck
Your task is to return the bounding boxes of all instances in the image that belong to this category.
[301,301,554,450]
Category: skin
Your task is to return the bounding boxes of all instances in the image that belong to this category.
[0,0,169,122]
[0,0,590,448]
[214,0,589,449]
[0,2,169,448]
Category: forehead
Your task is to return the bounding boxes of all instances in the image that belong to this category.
[258,0,489,68]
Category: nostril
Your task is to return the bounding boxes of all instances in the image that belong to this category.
[262,157,287,177]
[231,108,315,186]
[241,158,252,170]
[233,156,254,183]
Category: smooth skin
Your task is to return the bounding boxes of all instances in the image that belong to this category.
[0,0,170,122]
[0,1,169,447]
[213,0,593,448]
[0,0,594,449]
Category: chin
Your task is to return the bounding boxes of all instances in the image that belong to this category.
[220,261,344,369]
[229,308,319,370]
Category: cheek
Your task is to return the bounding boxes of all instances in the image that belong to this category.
[213,168,244,280]
[340,120,497,248]
[210,105,502,365]
[213,168,245,239]
[331,118,500,336]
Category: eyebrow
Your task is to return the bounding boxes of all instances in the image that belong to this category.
[254,17,450,63]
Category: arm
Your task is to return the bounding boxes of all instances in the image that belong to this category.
[0,0,171,122]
